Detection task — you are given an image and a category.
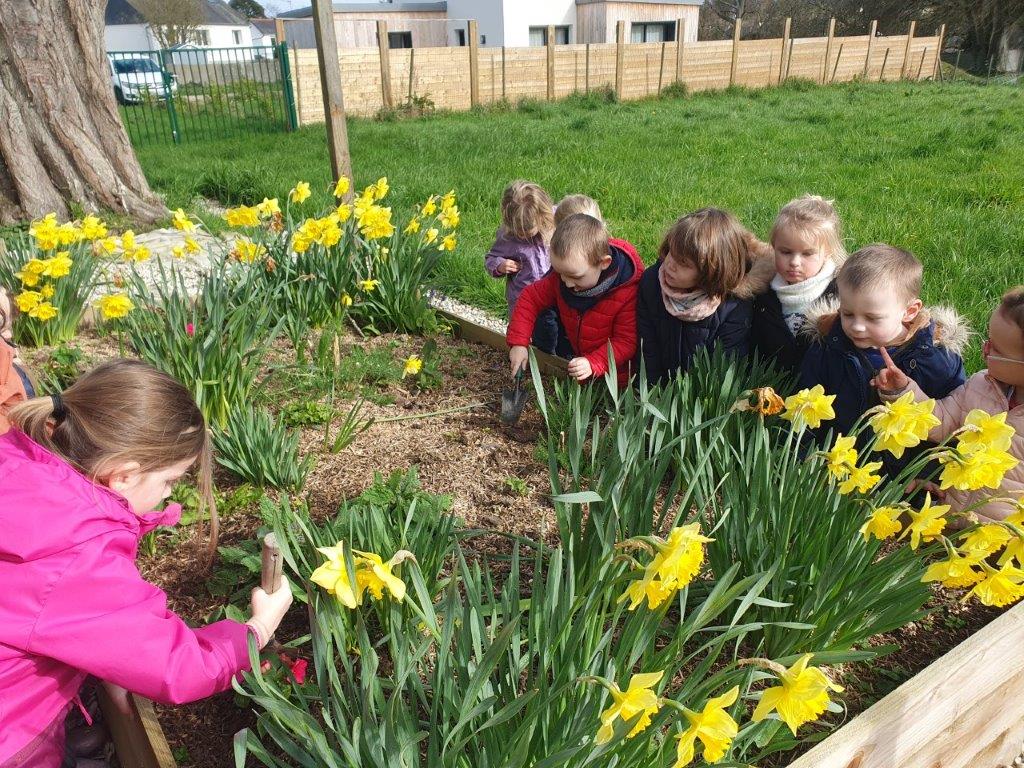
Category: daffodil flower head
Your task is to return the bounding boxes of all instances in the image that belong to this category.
[860,505,903,542]
[310,543,360,608]
[673,687,739,767]
[922,547,985,589]
[838,459,883,495]
[781,385,836,430]
[939,443,1019,492]
[96,293,134,320]
[823,434,858,481]
[333,176,351,198]
[967,562,1024,607]
[900,493,949,550]
[594,670,664,745]
[290,181,311,204]
[171,208,197,232]
[352,549,414,603]
[403,355,423,377]
[868,392,940,458]
[751,654,843,736]
[958,409,1015,453]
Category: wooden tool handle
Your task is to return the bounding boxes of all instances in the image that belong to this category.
[261,533,283,594]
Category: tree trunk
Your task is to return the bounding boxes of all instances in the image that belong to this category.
[0,0,166,225]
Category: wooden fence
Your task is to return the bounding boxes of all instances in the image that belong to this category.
[286,19,944,125]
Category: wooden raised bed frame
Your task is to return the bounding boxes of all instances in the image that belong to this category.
[99,314,1024,768]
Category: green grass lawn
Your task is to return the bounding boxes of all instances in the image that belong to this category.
[136,79,1024,369]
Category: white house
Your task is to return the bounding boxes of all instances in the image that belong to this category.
[104,0,256,60]
[278,0,700,49]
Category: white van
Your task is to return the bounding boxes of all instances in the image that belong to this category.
[108,56,178,105]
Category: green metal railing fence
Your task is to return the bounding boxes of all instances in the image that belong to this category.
[108,43,298,146]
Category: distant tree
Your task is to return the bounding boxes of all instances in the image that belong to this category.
[133,0,206,48]
[229,0,267,19]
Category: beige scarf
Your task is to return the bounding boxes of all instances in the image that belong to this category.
[659,265,722,321]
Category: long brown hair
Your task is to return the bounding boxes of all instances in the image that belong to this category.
[9,359,218,564]
[501,180,555,242]
[658,208,751,299]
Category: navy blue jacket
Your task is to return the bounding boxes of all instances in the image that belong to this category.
[799,309,968,437]
[752,280,838,377]
[636,261,753,386]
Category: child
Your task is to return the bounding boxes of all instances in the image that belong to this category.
[636,208,770,386]
[507,213,642,387]
[554,194,603,226]
[0,359,293,766]
[873,286,1024,522]
[484,181,560,354]
[0,297,29,432]
[800,243,967,437]
[751,195,846,376]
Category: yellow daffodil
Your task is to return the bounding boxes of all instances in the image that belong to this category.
[358,205,395,240]
[224,205,260,228]
[997,510,1024,567]
[922,549,985,589]
[751,654,843,736]
[404,217,421,235]
[868,392,940,458]
[967,562,1024,607]
[184,235,201,254]
[28,302,58,321]
[440,190,456,211]
[622,577,676,612]
[319,218,343,247]
[333,176,351,198]
[96,293,134,320]
[255,197,280,218]
[439,205,460,229]
[15,290,42,312]
[56,221,81,246]
[290,181,311,204]
[335,203,352,223]
[439,234,457,252]
[371,177,389,201]
[231,239,267,264]
[123,244,151,263]
[171,245,185,259]
[171,208,197,232]
[424,227,439,245]
[15,258,46,286]
[96,236,119,255]
[860,506,903,542]
[41,253,73,279]
[823,434,858,481]
[29,214,60,250]
[403,355,423,377]
[781,385,836,430]
[939,443,1019,492]
[340,292,353,308]
[959,524,1012,557]
[352,549,413,602]
[121,230,136,251]
[359,279,378,292]
[838,459,883,495]
[595,670,663,744]
[421,195,438,216]
[310,543,360,608]
[958,409,1015,453]
[622,523,713,610]
[673,687,739,767]
[901,493,949,550]
[79,214,107,240]
[40,284,55,299]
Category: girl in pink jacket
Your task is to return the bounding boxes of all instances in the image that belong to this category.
[874,286,1024,522]
[0,359,293,767]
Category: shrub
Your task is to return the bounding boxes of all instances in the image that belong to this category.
[212,404,312,491]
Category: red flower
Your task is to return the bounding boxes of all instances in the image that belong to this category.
[185,322,195,337]
[280,654,307,685]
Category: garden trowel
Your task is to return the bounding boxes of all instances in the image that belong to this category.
[500,368,530,425]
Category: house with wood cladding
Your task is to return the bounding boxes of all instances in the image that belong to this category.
[278,0,701,49]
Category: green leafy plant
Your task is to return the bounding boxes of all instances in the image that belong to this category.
[212,404,313,491]
[282,399,335,428]
[502,476,529,497]
[31,343,86,394]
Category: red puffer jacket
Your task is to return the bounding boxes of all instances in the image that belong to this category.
[506,238,642,386]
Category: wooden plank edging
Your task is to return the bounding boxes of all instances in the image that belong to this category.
[435,308,568,378]
[98,690,177,768]
[785,600,1024,768]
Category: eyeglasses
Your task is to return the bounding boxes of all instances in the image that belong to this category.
[983,339,1024,365]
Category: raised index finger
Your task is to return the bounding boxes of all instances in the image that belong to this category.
[879,345,898,370]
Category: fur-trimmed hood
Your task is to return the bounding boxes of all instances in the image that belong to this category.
[802,299,972,357]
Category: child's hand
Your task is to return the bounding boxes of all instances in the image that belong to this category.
[567,357,593,381]
[248,574,294,647]
[509,345,529,376]
[102,681,133,718]
[905,479,946,501]
[871,346,911,394]
[497,259,520,275]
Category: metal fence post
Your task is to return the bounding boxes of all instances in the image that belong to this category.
[159,48,182,144]
[279,41,299,130]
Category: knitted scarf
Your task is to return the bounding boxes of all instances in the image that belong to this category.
[659,265,721,321]
[771,260,836,334]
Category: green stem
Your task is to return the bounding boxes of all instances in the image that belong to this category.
[371,402,485,425]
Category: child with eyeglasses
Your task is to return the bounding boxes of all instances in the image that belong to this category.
[873,286,1024,522]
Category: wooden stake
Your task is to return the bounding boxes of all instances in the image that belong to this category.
[311,0,352,191]
[730,16,742,86]
[916,47,927,79]
[291,40,303,126]
[779,17,791,84]
[615,20,625,99]
[275,17,286,45]
[821,17,835,84]
[546,24,555,101]
[880,46,890,81]
[934,24,946,80]
[469,19,480,107]
[676,17,687,84]
[901,20,916,79]
[658,41,666,92]
[376,20,393,110]
[864,19,877,79]
[831,42,844,82]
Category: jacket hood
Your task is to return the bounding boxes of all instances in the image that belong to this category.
[803,301,972,356]
[741,252,779,298]
[0,430,181,563]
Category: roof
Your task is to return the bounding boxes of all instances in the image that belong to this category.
[105,0,250,27]
[575,0,703,5]
[250,18,279,32]
[278,2,447,18]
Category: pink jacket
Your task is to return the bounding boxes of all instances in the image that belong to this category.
[895,372,1024,522]
[0,429,253,762]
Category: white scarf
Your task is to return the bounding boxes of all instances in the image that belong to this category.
[771,260,836,334]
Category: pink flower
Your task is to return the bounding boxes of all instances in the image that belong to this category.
[280,654,307,685]
[185,322,195,337]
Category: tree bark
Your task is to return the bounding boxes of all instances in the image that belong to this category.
[0,0,166,225]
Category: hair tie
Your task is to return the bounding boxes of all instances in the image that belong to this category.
[50,393,67,423]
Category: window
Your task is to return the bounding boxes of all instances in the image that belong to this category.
[630,22,676,43]
[194,29,210,46]
[388,31,413,49]
[232,29,242,45]
[455,28,466,46]
[528,25,571,46]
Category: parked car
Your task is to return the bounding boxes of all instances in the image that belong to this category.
[108,56,178,105]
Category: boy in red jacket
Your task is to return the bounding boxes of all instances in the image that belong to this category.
[507,213,642,387]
